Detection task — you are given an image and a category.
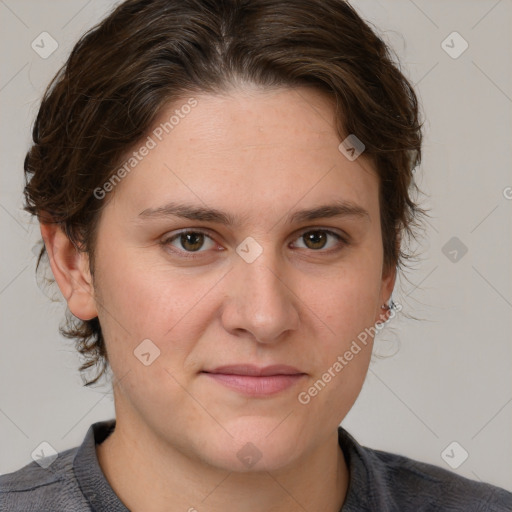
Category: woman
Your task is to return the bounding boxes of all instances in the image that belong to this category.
[1,0,510,510]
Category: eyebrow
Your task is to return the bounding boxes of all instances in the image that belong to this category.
[138,199,370,225]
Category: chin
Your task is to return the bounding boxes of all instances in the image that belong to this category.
[197,416,309,473]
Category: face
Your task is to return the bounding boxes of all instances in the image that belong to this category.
[67,86,394,471]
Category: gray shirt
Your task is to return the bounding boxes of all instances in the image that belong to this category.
[1,419,511,511]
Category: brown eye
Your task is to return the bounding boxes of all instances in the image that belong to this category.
[292,229,346,252]
[303,231,328,250]
[162,230,216,255]
[180,232,205,252]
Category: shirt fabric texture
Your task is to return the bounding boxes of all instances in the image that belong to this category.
[1,419,511,511]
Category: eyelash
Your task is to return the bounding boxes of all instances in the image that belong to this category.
[160,228,349,260]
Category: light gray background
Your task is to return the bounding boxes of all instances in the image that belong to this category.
[1,0,511,492]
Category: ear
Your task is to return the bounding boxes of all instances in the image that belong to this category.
[374,262,397,325]
[40,222,98,321]
[374,246,397,323]
[374,233,402,324]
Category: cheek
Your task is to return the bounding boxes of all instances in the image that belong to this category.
[301,249,382,400]
[297,278,376,420]
[93,259,205,410]
[92,249,224,381]
[320,251,383,342]
[95,249,197,331]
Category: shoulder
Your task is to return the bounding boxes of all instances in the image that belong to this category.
[339,428,512,511]
[371,447,512,511]
[0,446,90,512]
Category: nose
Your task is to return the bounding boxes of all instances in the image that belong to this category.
[220,249,300,344]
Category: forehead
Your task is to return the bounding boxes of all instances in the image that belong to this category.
[107,86,379,223]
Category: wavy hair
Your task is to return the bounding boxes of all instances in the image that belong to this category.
[24,0,424,385]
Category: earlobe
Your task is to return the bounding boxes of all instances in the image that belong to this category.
[40,222,98,321]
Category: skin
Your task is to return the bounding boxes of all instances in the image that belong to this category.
[41,85,395,512]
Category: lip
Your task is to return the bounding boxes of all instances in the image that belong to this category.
[202,365,306,397]
[205,364,303,376]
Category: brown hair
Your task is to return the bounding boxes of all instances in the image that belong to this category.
[24,0,424,386]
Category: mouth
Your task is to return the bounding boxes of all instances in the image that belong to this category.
[201,365,307,397]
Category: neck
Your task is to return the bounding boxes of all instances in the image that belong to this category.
[96,417,349,512]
